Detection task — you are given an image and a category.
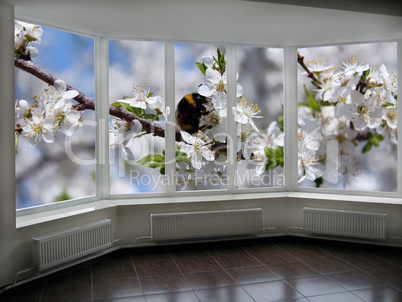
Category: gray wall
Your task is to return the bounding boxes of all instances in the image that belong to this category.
[1,0,402,288]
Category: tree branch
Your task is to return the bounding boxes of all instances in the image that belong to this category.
[14,58,231,150]
[297,52,322,89]
[15,57,166,138]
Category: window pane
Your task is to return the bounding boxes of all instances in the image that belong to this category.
[175,43,228,191]
[15,22,95,209]
[236,46,285,188]
[297,42,398,192]
[109,40,165,194]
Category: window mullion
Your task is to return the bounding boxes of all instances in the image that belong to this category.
[284,46,298,192]
[165,41,176,196]
[95,36,110,199]
[398,41,402,197]
[226,44,237,193]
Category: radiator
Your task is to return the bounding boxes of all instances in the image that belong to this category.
[32,219,112,271]
[150,208,262,241]
[303,207,386,240]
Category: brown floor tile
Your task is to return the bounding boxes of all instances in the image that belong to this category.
[213,253,260,269]
[41,266,92,302]
[360,244,402,267]
[146,290,200,302]
[3,236,399,302]
[196,285,254,302]
[307,291,364,302]
[140,273,191,295]
[342,254,402,289]
[0,283,43,302]
[184,270,236,290]
[175,256,221,273]
[242,280,303,302]
[206,245,246,256]
[169,248,210,260]
[93,277,143,299]
[326,270,386,290]
[286,275,346,297]
[303,257,355,274]
[320,244,369,259]
[352,285,402,302]
[241,241,277,254]
[248,245,299,265]
[92,253,137,280]
[93,296,146,302]
[131,250,171,262]
[226,265,280,284]
[277,242,331,260]
[267,261,320,279]
[134,259,180,277]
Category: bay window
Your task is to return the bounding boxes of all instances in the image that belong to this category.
[14,20,400,214]
[297,42,398,193]
[15,23,95,210]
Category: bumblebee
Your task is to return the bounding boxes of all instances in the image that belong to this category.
[176,93,217,134]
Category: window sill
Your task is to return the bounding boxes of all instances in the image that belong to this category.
[16,192,289,228]
[16,191,402,228]
[287,192,402,205]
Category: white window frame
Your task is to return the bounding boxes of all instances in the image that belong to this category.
[15,20,402,218]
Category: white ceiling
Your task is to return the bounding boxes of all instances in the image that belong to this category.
[2,0,402,46]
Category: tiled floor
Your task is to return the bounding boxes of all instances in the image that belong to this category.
[1,236,402,301]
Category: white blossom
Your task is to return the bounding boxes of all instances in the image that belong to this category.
[198,68,243,110]
[341,57,369,77]
[22,109,55,146]
[179,131,215,169]
[15,99,29,122]
[118,84,160,110]
[335,90,383,130]
[235,98,263,132]
[378,64,397,105]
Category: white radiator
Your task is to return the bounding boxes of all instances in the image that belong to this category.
[303,207,386,240]
[150,208,262,241]
[32,219,112,271]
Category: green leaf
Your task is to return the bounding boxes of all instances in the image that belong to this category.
[308,95,321,112]
[298,102,310,108]
[276,146,284,162]
[54,188,71,202]
[278,115,284,132]
[147,92,154,98]
[111,101,133,113]
[304,84,313,98]
[195,62,208,76]
[136,154,165,169]
[160,167,165,175]
[264,146,284,170]
[144,113,159,121]
[302,85,321,112]
[175,151,189,162]
[314,177,324,188]
[362,142,372,153]
[264,146,276,159]
[131,107,145,117]
[370,134,384,147]
[266,160,279,171]
[362,68,370,79]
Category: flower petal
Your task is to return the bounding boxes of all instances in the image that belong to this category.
[180,131,196,144]
[198,84,213,97]
[63,90,79,99]
[201,147,214,161]
[191,152,203,169]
